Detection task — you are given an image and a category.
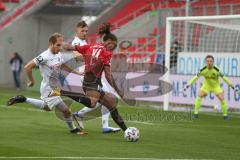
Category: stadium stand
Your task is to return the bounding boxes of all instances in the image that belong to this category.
[108,0,159,28]
[2,0,20,2]
[0,2,6,11]
[0,0,36,30]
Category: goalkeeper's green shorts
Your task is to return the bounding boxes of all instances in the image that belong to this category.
[200,85,223,95]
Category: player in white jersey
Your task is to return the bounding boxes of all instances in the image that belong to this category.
[7,33,86,135]
[62,21,120,133]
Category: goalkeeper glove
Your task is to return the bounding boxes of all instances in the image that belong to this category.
[230,85,239,93]
[183,85,190,92]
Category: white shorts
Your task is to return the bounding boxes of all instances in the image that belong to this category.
[42,96,63,110]
[102,80,110,93]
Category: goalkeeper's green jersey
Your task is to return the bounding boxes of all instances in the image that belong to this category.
[188,66,232,87]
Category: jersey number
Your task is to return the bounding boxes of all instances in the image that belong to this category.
[92,48,101,59]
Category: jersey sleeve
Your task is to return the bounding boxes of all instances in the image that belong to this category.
[102,51,112,66]
[72,39,87,46]
[188,66,206,85]
[219,70,232,86]
[33,53,47,66]
[71,39,78,45]
[75,44,90,55]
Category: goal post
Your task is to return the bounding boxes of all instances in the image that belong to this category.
[164,14,240,111]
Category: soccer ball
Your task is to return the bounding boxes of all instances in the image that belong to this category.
[124,127,140,142]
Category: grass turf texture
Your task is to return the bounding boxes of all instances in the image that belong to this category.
[0,89,240,159]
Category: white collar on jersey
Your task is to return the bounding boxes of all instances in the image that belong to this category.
[74,36,87,43]
[48,48,60,55]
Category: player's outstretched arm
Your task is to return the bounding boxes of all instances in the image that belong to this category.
[62,43,76,51]
[220,72,236,90]
[104,65,124,98]
[184,72,202,91]
[24,60,37,87]
[220,72,232,86]
[186,66,207,90]
[188,75,199,86]
[73,51,84,61]
[61,63,83,76]
[63,43,89,56]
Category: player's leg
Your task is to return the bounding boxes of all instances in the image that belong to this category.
[73,90,101,129]
[50,75,100,108]
[215,88,228,120]
[100,93,127,131]
[74,103,101,129]
[55,101,86,134]
[85,90,101,107]
[101,105,120,133]
[58,90,93,108]
[7,95,47,110]
[53,89,100,129]
[68,90,121,132]
[73,94,120,133]
[100,83,120,133]
[194,86,208,118]
[46,96,86,134]
[101,105,109,128]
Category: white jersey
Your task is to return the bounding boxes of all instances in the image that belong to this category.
[71,36,87,46]
[71,36,87,76]
[33,49,63,99]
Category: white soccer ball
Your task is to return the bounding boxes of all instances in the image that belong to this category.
[124,127,140,142]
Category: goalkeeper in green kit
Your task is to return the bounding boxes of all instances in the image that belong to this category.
[184,55,237,120]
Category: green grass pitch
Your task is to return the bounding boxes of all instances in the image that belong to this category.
[0,89,240,160]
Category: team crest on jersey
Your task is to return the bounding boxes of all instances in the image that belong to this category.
[50,64,61,70]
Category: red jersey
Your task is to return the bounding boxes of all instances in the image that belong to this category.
[75,43,112,78]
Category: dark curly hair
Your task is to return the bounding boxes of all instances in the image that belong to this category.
[98,23,118,42]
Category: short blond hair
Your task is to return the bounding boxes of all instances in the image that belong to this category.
[49,33,63,44]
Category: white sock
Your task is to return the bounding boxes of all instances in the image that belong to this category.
[101,105,110,128]
[26,98,45,109]
[65,117,76,130]
[77,102,102,117]
[78,106,94,117]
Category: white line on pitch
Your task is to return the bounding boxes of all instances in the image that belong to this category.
[0,157,212,160]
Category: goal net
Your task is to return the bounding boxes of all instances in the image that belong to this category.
[164,15,240,112]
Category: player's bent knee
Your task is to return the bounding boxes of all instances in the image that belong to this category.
[62,110,71,117]
[88,96,99,108]
[198,91,207,97]
[61,108,70,113]
[90,100,98,108]
[217,96,224,101]
[43,105,51,111]
[216,92,224,101]
[102,93,119,108]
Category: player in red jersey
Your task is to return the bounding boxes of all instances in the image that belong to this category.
[52,23,127,131]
